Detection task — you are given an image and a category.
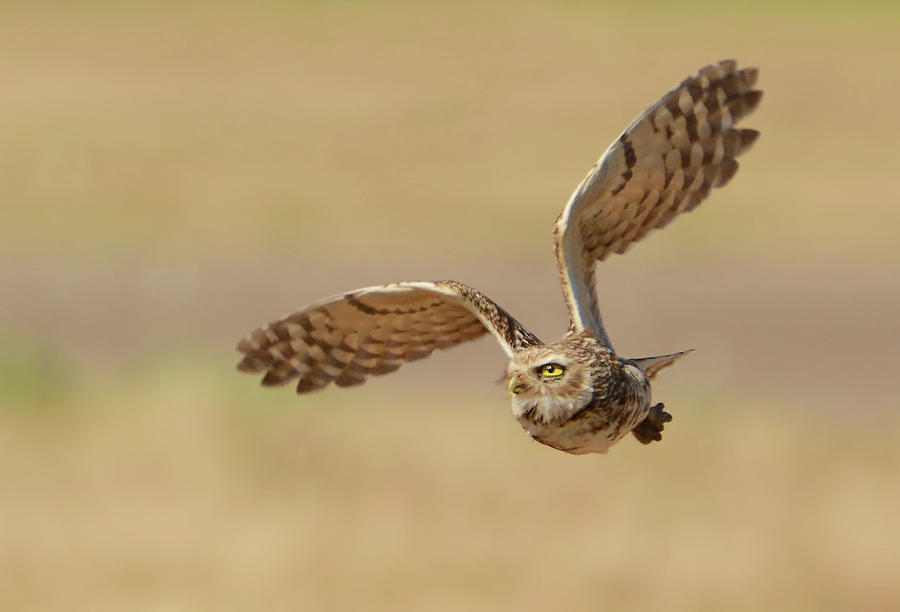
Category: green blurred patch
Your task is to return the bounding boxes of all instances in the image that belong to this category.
[0,338,72,411]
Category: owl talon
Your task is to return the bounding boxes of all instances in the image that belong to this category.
[631,402,672,444]
[648,402,672,427]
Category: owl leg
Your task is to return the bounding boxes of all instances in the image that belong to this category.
[631,402,672,444]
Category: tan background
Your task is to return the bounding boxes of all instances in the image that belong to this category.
[1,2,898,610]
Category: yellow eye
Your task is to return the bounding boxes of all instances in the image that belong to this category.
[539,363,565,378]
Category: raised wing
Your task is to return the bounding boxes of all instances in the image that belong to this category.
[236,280,541,393]
[554,60,761,350]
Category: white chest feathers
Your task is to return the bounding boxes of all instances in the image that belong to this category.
[509,384,594,424]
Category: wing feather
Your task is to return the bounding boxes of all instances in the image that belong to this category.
[554,60,761,349]
[236,280,541,393]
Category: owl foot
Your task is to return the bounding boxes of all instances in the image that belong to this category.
[631,402,672,444]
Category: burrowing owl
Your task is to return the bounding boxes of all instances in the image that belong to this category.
[236,60,761,454]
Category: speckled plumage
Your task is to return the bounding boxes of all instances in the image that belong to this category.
[236,60,761,454]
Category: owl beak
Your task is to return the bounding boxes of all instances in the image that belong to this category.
[507,376,525,395]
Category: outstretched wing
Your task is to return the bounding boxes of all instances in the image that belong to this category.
[236,280,541,393]
[554,60,761,350]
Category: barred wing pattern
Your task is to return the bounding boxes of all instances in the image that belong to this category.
[237,281,542,393]
[554,60,761,349]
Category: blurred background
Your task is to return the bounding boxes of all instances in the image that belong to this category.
[2,1,899,610]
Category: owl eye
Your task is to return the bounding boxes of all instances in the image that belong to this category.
[539,363,565,378]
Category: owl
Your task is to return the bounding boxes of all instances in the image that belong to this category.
[236,60,761,454]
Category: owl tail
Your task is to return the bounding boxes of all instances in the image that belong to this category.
[630,350,693,380]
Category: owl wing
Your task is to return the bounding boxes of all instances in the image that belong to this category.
[236,280,542,393]
[554,60,761,350]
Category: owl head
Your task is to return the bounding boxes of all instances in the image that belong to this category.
[504,341,597,424]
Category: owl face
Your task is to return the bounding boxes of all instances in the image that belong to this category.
[505,345,594,424]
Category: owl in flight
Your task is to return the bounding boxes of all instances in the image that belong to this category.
[237,60,761,454]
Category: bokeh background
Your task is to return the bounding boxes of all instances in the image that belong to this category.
[2,1,899,610]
